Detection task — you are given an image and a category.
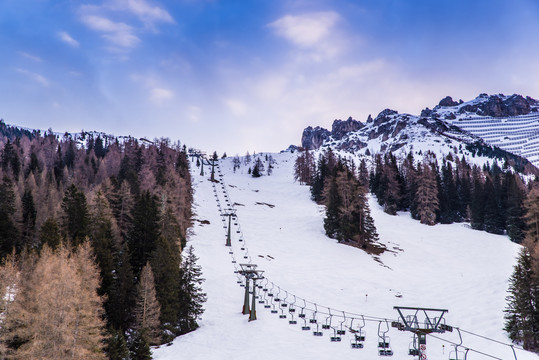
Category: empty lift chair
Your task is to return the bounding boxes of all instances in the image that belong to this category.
[349,316,366,349]
[299,300,310,331]
[377,320,394,356]
[408,334,420,356]
[449,328,465,360]
[311,304,323,336]
[288,295,297,325]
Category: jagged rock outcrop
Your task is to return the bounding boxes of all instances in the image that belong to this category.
[301,126,331,150]
[458,94,537,117]
[331,117,364,140]
[373,109,398,127]
[439,96,459,107]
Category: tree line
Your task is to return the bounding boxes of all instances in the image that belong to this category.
[0,127,205,359]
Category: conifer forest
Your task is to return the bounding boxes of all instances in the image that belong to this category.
[0,123,205,359]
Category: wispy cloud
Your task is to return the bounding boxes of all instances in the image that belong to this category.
[150,87,173,104]
[110,0,174,27]
[58,31,80,47]
[268,11,340,48]
[15,68,49,86]
[81,14,140,49]
[18,51,43,63]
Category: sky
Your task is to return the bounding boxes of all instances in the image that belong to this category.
[2,0,539,155]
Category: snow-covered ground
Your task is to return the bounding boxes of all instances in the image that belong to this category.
[153,152,539,360]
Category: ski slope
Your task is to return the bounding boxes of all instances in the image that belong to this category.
[153,152,539,360]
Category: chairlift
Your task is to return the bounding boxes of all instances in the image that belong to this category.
[377,320,393,356]
[281,291,289,307]
[288,296,297,325]
[449,328,465,360]
[322,309,332,330]
[349,316,366,349]
[299,300,310,330]
[311,304,323,336]
[408,335,420,356]
[337,311,347,335]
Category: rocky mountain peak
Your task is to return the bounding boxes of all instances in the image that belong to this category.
[331,117,364,140]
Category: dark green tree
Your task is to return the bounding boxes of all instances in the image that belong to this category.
[504,247,539,351]
[129,330,152,360]
[178,245,206,335]
[39,217,62,250]
[129,191,160,276]
[105,327,130,360]
[61,184,90,246]
[323,175,342,240]
[21,189,37,248]
[0,177,18,259]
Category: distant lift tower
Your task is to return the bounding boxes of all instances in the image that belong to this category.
[239,264,264,321]
[187,149,217,181]
[222,208,237,246]
[392,306,452,359]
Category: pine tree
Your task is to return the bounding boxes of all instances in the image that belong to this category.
[323,175,342,240]
[39,217,62,250]
[504,247,539,351]
[178,246,206,335]
[104,328,130,360]
[129,331,151,360]
[21,188,37,248]
[0,177,19,259]
[62,184,90,246]
[504,173,526,243]
[129,191,160,276]
[134,262,161,345]
[151,235,181,337]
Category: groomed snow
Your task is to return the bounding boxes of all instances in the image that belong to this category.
[153,152,539,360]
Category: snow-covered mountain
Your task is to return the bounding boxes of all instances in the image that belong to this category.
[153,152,539,360]
[301,93,539,172]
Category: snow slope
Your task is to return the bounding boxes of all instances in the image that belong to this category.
[153,152,539,360]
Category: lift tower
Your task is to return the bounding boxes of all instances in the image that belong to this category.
[392,306,452,359]
[238,264,264,321]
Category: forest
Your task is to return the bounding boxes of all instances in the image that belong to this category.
[0,122,205,359]
[295,148,539,351]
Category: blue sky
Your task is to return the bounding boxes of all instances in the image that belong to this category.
[2,0,539,155]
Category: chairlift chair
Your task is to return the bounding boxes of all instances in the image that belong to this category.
[408,335,420,356]
[337,311,347,335]
[377,320,394,356]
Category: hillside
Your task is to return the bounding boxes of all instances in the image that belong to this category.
[153,152,538,360]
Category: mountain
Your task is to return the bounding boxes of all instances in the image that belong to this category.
[301,93,539,173]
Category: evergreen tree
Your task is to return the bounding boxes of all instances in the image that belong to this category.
[21,189,37,248]
[129,191,160,276]
[470,166,486,230]
[504,173,526,243]
[151,235,181,337]
[62,184,90,246]
[178,246,206,334]
[323,176,342,240]
[0,177,19,259]
[129,331,151,360]
[39,217,62,250]
[504,247,539,351]
[104,327,130,360]
[483,177,505,235]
